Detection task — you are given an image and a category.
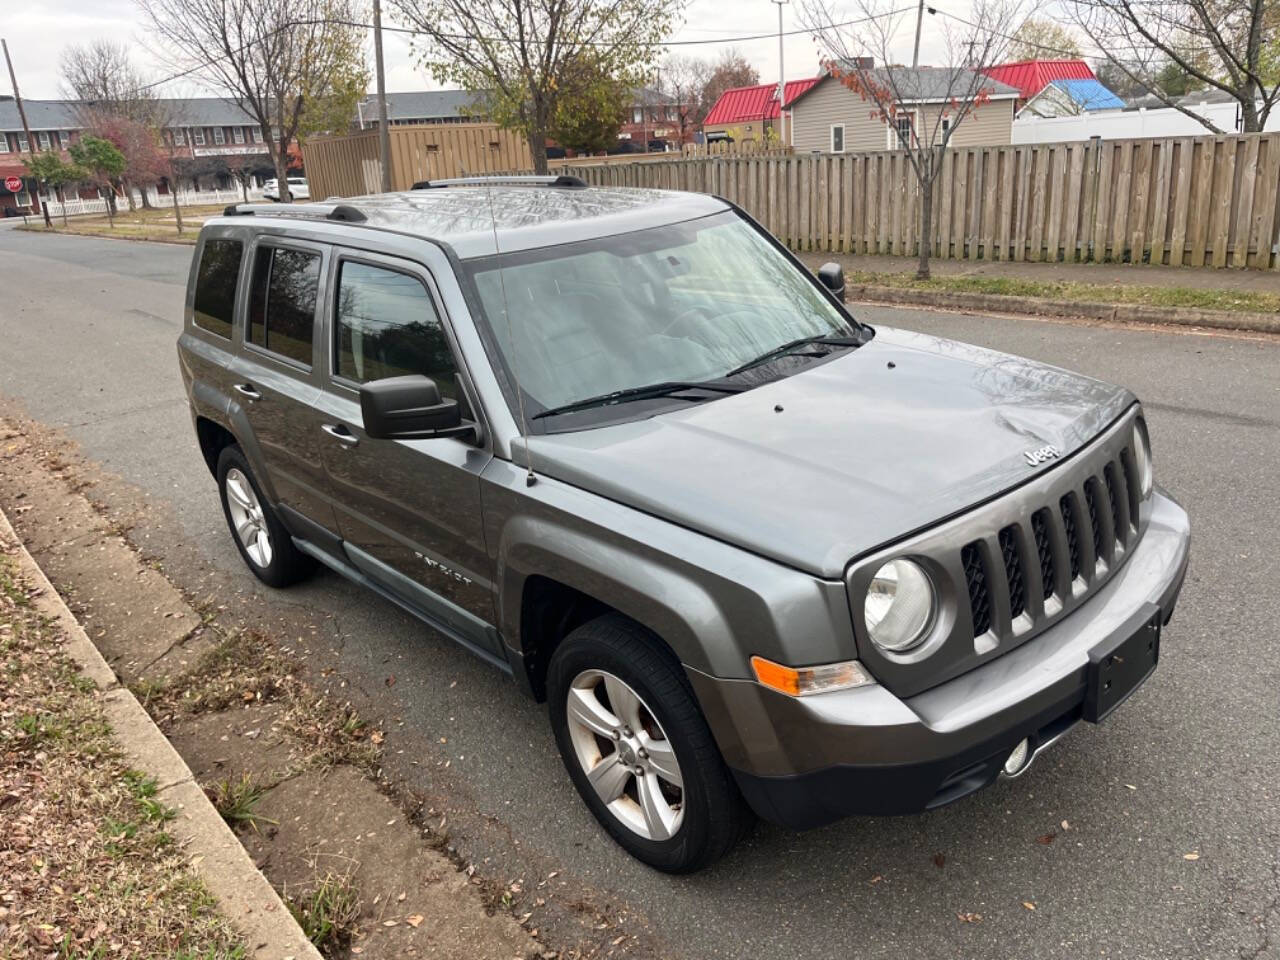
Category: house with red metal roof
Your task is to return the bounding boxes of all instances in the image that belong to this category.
[701,78,821,144]
[981,60,1097,109]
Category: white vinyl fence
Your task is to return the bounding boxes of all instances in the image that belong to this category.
[43,186,267,218]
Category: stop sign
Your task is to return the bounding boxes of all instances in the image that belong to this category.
[3,176,21,193]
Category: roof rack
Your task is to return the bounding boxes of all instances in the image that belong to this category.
[222,202,367,223]
[410,175,588,190]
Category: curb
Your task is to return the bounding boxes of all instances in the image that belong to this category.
[845,284,1280,335]
[0,507,322,960]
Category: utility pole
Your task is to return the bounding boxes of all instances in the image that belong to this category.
[911,0,925,67]
[372,0,392,192]
[771,0,787,145]
[2,38,40,218]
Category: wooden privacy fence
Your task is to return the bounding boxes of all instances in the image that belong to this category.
[303,123,533,199]
[557,133,1280,270]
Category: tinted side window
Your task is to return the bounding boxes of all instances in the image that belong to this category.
[248,245,320,366]
[334,262,457,396]
[193,238,243,338]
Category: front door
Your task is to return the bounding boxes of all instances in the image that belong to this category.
[229,236,339,534]
[314,250,501,659]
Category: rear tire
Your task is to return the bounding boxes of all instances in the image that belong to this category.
[216,445,313,588]
[547,614,752,873]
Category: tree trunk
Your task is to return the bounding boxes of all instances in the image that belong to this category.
[123,178,137,212]
[1239,89,1260,132]
[241,177,249,202]
[274,150,291,203]
[171,180,184,236]
[916,161,934,280]
[529,129,549,175]
[140,186,154,210]
[60,186,68,228]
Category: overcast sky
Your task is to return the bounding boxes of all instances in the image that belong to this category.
[4,0,1020,102]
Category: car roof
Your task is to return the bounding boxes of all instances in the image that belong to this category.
[210,185,730,259]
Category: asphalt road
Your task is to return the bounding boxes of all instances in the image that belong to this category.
[2,224,1278,959]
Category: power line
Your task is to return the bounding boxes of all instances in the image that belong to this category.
[134,9,914,96]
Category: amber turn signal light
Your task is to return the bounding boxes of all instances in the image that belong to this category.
[750,655,873,697]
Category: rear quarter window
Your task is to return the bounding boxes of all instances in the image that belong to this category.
[193,238,244,338]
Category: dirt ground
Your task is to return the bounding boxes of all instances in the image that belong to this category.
[0,406,655,959]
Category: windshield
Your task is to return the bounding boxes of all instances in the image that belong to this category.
[464,212,859,423]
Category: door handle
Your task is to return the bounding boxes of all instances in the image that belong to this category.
[321,423,359,446]
[234,383,262,401]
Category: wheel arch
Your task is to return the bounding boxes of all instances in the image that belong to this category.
[499,526,740,702]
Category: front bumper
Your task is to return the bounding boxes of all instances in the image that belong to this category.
[688,489,1190,830]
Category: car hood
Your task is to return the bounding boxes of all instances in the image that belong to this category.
[524,327,1135,578]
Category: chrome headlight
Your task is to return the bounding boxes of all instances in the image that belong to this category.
[1132,421,1153,497]
[864,559,935,652]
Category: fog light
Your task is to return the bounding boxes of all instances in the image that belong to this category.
[1003,738,1031,776]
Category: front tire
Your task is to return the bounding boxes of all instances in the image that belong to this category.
[548,614,751,873]
[216,446,313,588]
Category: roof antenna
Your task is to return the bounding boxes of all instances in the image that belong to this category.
[482,182,538,487]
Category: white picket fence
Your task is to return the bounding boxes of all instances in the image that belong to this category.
[43,186,267,218]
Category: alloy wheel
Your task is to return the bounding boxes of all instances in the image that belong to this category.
[224,467,273,568]
[565,669,684,841]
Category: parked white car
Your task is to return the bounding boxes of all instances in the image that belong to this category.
[262,177,310,201]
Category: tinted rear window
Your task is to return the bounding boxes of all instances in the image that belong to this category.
[192,238,243,338]
[248,245,321,366]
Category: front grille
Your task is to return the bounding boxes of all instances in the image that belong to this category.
[998,526,1026,618]
[957,449,1141,645]
[1030,509,1055,601]
[961,543,992,636]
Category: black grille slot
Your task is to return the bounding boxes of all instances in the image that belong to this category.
[1031,508,1055,600]
[1060,493,1082,581]
[1104,462,1125,540]
[1083,477,1105,560]
[998,526,1026,618]
[961,542,992,637]
[1119,447,1140,519]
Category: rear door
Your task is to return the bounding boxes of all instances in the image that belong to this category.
[227,235,340,535]
[313,249,502,660]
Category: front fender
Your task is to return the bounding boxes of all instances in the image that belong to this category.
[481,459,855,680]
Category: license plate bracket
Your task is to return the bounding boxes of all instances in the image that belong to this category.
[1083,617,1160,723]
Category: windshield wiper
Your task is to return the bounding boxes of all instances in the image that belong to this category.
[725,334,864,378]
[531,379,747,420]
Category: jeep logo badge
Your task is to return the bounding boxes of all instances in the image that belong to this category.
[1024,444,1061,467]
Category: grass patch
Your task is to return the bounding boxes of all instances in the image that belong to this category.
[285,871,362,956]
[16,203,228,245]
[0,555,244,957]
[845,269,1280,315]
[205,773,277,831]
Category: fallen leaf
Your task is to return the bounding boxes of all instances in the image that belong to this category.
[869,874,883,884]
[406,915,423,928]
[957,912,982,923]
[1037,832,1056,845]
[1125,784,1137,791]
[1022,901,1037,911]
[383,919,398,927]
[370,730,385,745]
[1061,820,1070,831]
[932,853,945,869]
[1183,852,1200,861]
[385,675,396,687]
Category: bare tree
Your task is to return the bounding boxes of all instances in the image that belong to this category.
[660,54,713,143]
[699,47,760,118]
[1068,0,1279,132]
[137,0,368,200]
[60,41,158,122]
[798,0,1032,278]
[388,0,682,173]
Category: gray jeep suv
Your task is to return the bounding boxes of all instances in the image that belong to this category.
[178,176,1190,873]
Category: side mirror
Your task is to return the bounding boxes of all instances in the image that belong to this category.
[817,262,845,299]
[360,375,468,440]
